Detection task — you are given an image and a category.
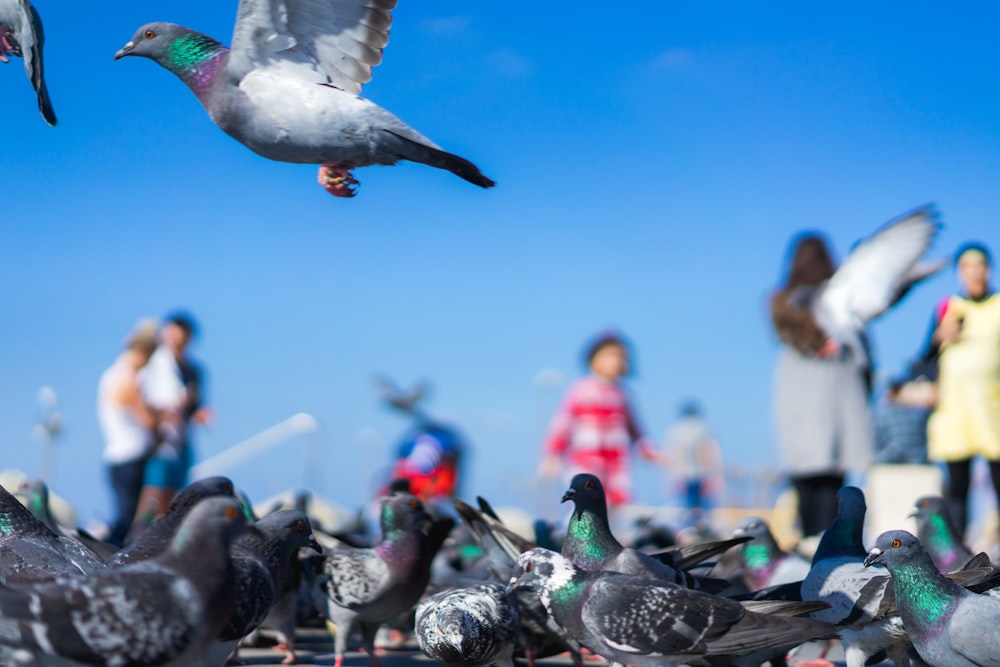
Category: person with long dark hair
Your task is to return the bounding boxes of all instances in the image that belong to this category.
[770,233,875,538]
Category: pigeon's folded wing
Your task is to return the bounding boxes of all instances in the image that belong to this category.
[324,546,391,607]
[229,0,395,92]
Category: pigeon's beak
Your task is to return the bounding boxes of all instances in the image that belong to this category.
[307,534,323,554]
[863,548,883,568]
[114,41,135,60]
[560,488,576,504]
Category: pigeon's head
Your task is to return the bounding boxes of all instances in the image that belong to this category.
[863,530,924,570]
[507,547,577,604]
[170,496,255,554]
[380,493,432,538]
[115,22,190,61]
[165,476,236,518]
[561,473,606,508]
[733,516,770,540]
[251,509,323,555]
[909,496,949,523]
[836,486,867,519]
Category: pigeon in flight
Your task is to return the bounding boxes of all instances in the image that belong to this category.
[0,0,55,125]
[865,529,1000,667]
[114,1,494,197]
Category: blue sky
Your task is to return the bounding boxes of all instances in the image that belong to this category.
[3,2,999,525]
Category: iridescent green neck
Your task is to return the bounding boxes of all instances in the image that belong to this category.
[743,542,775,570]
[567,510,616,568]
[814,510,866,562]
[548,576,586,618]
[160,32,227,93]
[925,514,959,556]
[891,562,958,634]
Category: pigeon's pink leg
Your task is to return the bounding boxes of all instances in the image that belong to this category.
[334,656,343,667]
[318,162,359,198]
[0,30,14,63]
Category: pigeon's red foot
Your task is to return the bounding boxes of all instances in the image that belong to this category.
[318,162,359,198]
[334,656,344,667]
[279,649,298,665]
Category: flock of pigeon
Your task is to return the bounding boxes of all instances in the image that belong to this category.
[1,0,494,197]
[2,471,1000,667]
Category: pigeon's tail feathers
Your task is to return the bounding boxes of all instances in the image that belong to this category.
[35,80,56,126]
[707,610,838,655]
[384,130,495,189]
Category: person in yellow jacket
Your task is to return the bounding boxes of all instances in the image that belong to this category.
[928,242,1000,535]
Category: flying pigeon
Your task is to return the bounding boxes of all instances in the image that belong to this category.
[0,482,106,583]
[560,473,732,592]
[733,515,810,592]
[911,495,977,573]
[0,0,55,125]
[865,529,1000,667]
[508,547,836,667]
[416,581,520,667]
[800,486,911,667]
[798,205,942,369]
[320,492,444,667]
[113,2,494,198]
[107,475,236,567]
[0,496,252,667]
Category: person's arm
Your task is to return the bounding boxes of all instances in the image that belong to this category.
[932,298,963,346]
[538,384,576,477]
[623,390,662,463]
[113,374,158,430]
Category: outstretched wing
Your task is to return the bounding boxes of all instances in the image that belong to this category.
[3,0,55,124]
[228,0,396,92]
[820,205,940,327]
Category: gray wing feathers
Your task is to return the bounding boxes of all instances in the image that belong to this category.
[324,548,390,607]
[230,0,396,92]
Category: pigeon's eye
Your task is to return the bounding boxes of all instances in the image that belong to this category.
[294,521,304,532]
[525,562,533,572]
[145,29,156,39]
[224,506,238,520]
[891,539,901,548]
[585,480,595,490]
[409,499,420,509]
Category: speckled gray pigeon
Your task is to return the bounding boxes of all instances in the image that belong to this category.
[508,548,836,667]
[416,581,520,667]
[733,515,810,592]
[0,482,105,583]
[0,496,252,667]
[0,0,55,125]
[113,1,494,198]
[320,492,443,667]
[560,473,731,592]
[865,529,1000,667]
[911,496,977,573]
[107,475,236,567]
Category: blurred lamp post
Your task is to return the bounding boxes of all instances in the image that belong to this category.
[32,386,63,483]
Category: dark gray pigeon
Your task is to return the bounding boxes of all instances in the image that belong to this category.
[113,2,494,198]
[416,581,519,667]
[911,495,977,573]
[0,482,105,583]
[865,529,1000,667]
[560,473,731,592]
[320,492,443,667]
[508,547,836,667]
[732,515,809,592]
[0,0,55,125]
[0,496,252,667]
[16,477,60,533]
[107,475,236,567]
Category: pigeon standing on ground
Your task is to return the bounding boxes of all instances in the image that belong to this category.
[800,205,942,370]
[320,492,444,667]
[733,515,810,592]
[107,475,235,566]
[801,486,910,667]
[0,496,252,667]
[0,482,105,583]
[416,581,520,667]
[911,496,977,573]
[113,1,494,198]
[865,530,1000,667]
[560,473,733,591]
[0,0,55,125]
[508,547,836,667]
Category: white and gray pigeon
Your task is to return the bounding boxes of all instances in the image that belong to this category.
[113,1,494,198]
[508,547,836,667]
[416,581,520,667]
[800,486,911,667]
[865,530,1000,667]
[799,204,942,369]
[0,482,106,583]
[0,496,252,667]
[733,515,810,593]
[320,492,443,667]
[0,0,55,125]
[107,475,236,567]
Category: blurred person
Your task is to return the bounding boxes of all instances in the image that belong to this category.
[134,312,213,525]
[874,371,932,465]
[770,233,875,538]
[664,399,724,521]
[927,242,1000,535]
[537,330,661,507]
[98,320,159,547]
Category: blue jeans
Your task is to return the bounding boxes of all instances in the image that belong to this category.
[107,458,145,547]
